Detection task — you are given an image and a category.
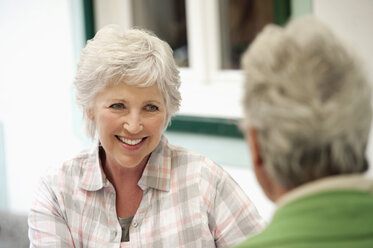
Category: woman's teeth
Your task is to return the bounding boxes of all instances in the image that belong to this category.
[118,137,143,145]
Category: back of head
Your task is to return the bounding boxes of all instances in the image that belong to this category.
[241,16,372,188]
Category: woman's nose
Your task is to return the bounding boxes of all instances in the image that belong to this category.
[123,113,143,134]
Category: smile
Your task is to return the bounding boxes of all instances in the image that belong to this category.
[116,136,146,146]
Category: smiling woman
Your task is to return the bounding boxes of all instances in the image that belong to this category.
[88,83,166,170]
[28,25,264,247]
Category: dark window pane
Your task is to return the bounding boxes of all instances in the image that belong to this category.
[132,0,188,67]
[219,0,274,69]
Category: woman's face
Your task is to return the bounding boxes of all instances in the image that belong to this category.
[88,82,167,169]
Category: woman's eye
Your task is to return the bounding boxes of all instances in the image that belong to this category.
[109,103,125,109]
[145,104,159,112]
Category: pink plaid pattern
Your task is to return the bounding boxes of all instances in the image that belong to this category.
[29,136,264,247]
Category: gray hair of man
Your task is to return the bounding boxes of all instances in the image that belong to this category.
[241,16,372,188]
[74,25,182,140]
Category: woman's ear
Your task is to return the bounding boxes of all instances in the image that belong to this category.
[86,108,95,121]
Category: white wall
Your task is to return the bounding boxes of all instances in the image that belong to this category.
[313,0,373,176]
[0,0,85,213]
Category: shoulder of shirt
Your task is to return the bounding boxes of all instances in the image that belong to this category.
[167,142,229,179]
[41,147,93,185]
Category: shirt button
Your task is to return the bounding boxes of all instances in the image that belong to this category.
[133,222,138,228]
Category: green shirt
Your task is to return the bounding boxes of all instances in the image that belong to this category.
[235,189,373,248]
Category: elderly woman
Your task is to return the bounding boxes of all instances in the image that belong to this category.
[236,16,373,247]
[28,25,264,247]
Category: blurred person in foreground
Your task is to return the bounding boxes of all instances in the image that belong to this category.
[28,25,264,248]
[236,16,373,248]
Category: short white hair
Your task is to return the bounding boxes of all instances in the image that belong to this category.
[74,25,181,139]
[241,16,372,188]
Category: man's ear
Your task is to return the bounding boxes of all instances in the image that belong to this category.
[247,127,263,169]
[246,127,287,202]
[246,127,274,201]
[86,108,95,121]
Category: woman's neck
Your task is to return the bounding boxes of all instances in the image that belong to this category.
[100,148,149,188]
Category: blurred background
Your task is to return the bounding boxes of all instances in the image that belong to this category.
[0,0,373,223]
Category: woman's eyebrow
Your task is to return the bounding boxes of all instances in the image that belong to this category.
[144,100,162,104]
[110,98,128,103]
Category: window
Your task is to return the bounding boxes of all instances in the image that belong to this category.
[85,0,292,136]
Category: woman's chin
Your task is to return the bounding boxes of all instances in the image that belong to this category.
[117,155,150,170]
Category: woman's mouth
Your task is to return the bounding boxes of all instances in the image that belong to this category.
[116,136,147,146]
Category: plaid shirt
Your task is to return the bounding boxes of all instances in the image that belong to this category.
[29,136,264,248]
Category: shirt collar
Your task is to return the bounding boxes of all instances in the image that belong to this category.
[79,141,107,191]
[138,135,171,192]
[276,174,373,208]
[79,136,172,192]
